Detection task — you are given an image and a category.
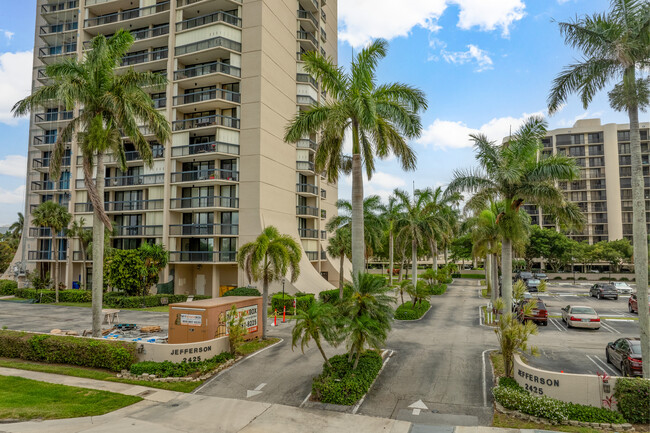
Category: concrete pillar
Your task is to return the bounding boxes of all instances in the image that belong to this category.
[212,265,220,298]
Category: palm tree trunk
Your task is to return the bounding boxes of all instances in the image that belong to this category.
[626,85,649,378]
[353,348,361,369]
[485,252,491,295]
[314,336,332,368]
[351,124,364,280]
[52,232,58,303]
[338,254,344,298]
[262,277,269,340]
[398,257,405,282]
[491,253,499,306]
[82,245,87,291]
[411,238,417,287]
[502,238,513,311]
[432,240,438,270]
[444,248,448,266]
[90,154,106,337]
[389,231,394,286]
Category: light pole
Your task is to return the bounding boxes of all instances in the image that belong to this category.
[282,277,285,299]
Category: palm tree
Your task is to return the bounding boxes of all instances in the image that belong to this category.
[237,226,301,340]
[469,205,501,305]
[448,117,584,310]
[547,0,650,378]
[420,186,460,269]
[67,218,92,290]
[292,301,337,368]
[13,30,171,337]
[343,273,394,369]
[32,201,71,302]
[284,39,427,280]
[8,213,24,241]
[326,227,351,297]
[327,196,385,268]
[381,193,404,286]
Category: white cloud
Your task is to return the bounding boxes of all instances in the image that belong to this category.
[417,111,545,149]
[0,155,27,177]
[338,0,526,48]
[344,171,407,202]
[0,29,14,41]
[554,110,603,128]
[0,185,25,204]
[441,44,493,72]
[0,51,33,125]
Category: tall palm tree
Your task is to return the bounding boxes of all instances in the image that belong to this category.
[13,30,171,337]
[420,186,460,269]
[237,226,301,340]
[381,192,404,286]
[8,213,24,241]
[67,218,92,290]
[292,301,337,368]
[32,201,71,302]
[327,196,385,267]
[284,39,427,280]
[547,0,650,377]
[448,117,584,310]
[326,227,351,297]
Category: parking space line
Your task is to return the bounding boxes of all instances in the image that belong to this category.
[549,318,566,332]
[601,322,621,334]
[586,354,618,377]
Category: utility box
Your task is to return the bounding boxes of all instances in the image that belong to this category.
[168,296,263,344]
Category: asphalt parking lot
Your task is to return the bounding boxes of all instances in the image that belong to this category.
[515,283,641,377]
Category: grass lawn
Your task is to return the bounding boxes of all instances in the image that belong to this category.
[0,375,142,420]
[239,337,280,356]
[492,412,602,433]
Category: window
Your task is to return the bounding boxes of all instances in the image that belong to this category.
[618,130,630,141]
[588,132,603,143]
[556,134,584,145]
[620,167,631,176]
[569,146,585,157]
[619,155,631,165]
[588,145,603,155]
[589,157,604,167]
[541,137,552,148]
[619,143,630,154]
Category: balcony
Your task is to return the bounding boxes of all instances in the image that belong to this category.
[120,49,168,67]
[28,250,67,261]
[299,0,318,13]
[321,189,326,199]
[299,228,318,239]
[171,142,240,159]
[297,138,318,151]
[176,0,242,7]
[296,205,318,217]
[297,95,318,107]
[32,157,71,171]
[107,173,165,188]
[297,183,318,195]
[174,61,241,84]
[38,43,77,63]
[297,10,318,31]
[171,168,238,183]
[113,225,163,237]
[175,37,241,60]
[73,199,165,213]
[29,227,66,238]
[84,1,170,29]
[172,114,240,131]
[170,196,238,210]
[169,224,239,236]
[35,111,73,126]
[41,1,78,15]
[321,230,327,240]
[169,251,236,263]
[83,25,170,50]
[31,180,69,192]
[39,21,78,38]
[102,148,164,165]
[176,11,242,32]
[297,30,319,50]
[173,88,241,111]
[305,251,319,261]
[297,73,318,89]
[296,160,315,172]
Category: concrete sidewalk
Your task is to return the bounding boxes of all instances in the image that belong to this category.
[0,368,550,433]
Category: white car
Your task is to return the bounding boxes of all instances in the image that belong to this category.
[561,305,601,330]
[613,282,633,295]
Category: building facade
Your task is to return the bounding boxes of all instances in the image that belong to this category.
[523,119,650,244]
[12,0,342,296]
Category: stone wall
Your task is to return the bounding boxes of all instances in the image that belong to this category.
[136,335,229,363]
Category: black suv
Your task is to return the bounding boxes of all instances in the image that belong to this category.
[515,271,533,282]
[589,283,619,300]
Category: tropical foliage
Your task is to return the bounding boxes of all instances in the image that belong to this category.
[104,244,169,296]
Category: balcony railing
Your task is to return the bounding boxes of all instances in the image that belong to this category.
[35,111,73,123]
[32,157,71,169]
[169,224,239,236]
[174,61,241,80]
[299,228,318,239]
[297,9,318,27]
[84,2,170,28]
[297,95,318,106]
[176,11,242,31]
[74,199,164,213]
[321,230,327,240]
[172,114,240,131]
[297,138,318,151]
[321,189,326,199]
[31,180,70,191]
[173,88,241,105]
[297,73,318,89]
[296,183,318,195]
[305,251,318,261]
[169,251,237,263]
[40,21,78,35]
[39,43,77,58]
[105,173,165,187]
[170,196,238,209]
[297,31,319,48]
[121,49,168,66]
[171,168,238,183]
[113,225,163,237]
[296,161,315,171]
[83,25,170,50]
[152,97,166,109]
[175,36,242,56]
[42,1,78,13]
[177,0,242,6]
[296,205,318,216]
[29,228,66,238]
[171,142,240,157]
[28,250,67,261]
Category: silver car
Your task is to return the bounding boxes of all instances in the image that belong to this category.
[561,305,601,330]
[613,282,633,295]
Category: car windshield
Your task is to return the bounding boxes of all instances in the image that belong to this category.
[520,272,533,278]
[571,307,596,315]
[527,279,540,284]
[614,282,628,287]
[629,342,641,354]
[536,274,547,278]
[602,285,616,291]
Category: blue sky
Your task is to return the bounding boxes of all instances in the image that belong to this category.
[0,0,634,225]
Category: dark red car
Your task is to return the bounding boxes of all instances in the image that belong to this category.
[606,337,643,377]
[628,293,650,314]
[516,299,548,326]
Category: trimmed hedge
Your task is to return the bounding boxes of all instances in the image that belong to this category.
[130,352,234,378]
[15,288,92,303]
[0,330,136,372]
[312,351,383,405]
[0,280,17,296]
[429,284,447,295]
[223,287,261,297]
[270,293,314,312]
[451,273,484,279]
[614,377,650,424]
[319,286,352,303]
[13,290,210,307]
[395,300,430,320]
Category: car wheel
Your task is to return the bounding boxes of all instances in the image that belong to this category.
[629,304,633,313]
[606,350,611,364]
[622,363,630,377]
[594,327,600,330]
[542,321,548,326]
[598,293,601,299]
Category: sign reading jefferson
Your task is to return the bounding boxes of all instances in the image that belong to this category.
[517,368,560,395]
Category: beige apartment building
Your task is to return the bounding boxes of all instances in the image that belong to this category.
[10,0,343,296]
[523,118,650,245]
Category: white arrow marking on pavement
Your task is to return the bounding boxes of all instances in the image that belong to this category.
[255,383,266,391]
[246,383,266,398]
[412,409,421,415]
[408,400,428,410]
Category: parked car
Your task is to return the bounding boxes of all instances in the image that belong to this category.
[525,278,541,292]
[628,293,650,314]
[516,298,548,326]
[534,273,548,281]
[613,282,633,295]
[512,292,534,312]
[606,337,643,377]
[561,305,600,329]
[589,283,619,300]
[515,271,534,282]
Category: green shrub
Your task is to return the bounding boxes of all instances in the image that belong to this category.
[0,330,136,371]
[395,300,430,320]
[271,293,294,312]
[319,286,352,303]
[130,352,234,378]
[312,351,383,405]
[619,277,629,281]
[223,287,261,297]
[0,280,17,296]
[429,284,447,295]
[103,293,210,308]
[553,276,563,280]
[614,377,650,424]
[492,384,626,423]
[578,277,587,280]
[451,273,483,279]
